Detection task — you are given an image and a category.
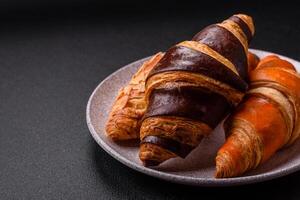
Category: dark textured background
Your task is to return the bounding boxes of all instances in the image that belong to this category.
[1,0,300,199]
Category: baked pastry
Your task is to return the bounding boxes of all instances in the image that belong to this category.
[216,55,300,178]
[139,14,255,166]
[106,53,164,140]
[106,51,257,141]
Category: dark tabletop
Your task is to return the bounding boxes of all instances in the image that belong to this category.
[1,0,300,199]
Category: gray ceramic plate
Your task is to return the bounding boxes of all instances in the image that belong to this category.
[86,49,300,186]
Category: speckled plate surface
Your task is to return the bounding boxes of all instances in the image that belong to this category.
[86,49,300,186]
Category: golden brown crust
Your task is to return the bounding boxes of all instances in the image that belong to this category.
[140,116,211,164]
[248,87,294,144]
[105,53,164,140]
[216,117,264,178]
[139,143,176,166]
[216,55,300,178]
[250,62,300,145]
[140,116,211,146]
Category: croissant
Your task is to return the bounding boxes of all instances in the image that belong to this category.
[139,14,255,166]
[216,55,300,178]
[106,51,257,141]
[106,53,164,140]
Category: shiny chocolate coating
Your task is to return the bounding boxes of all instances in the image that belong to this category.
[229,15,253,42]
[144,86,231,128]
[147,45,247,92]
[192,25,248,80]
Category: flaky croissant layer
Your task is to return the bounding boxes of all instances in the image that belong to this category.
[106,53,164,140]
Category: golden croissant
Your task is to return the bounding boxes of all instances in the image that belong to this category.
[106,53,164,140]
[216,55,300,178]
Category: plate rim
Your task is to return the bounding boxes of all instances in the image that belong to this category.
[86,49,300,186]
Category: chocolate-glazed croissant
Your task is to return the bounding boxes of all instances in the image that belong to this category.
[106,51,256,141]
[139,14,255,166]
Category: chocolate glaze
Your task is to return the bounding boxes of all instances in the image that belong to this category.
[147,45,247,92]
[141,135,196,158]
[229,15,252,43]
[229,15,253,42]
[144,86,231,128]
[192,25,248,81]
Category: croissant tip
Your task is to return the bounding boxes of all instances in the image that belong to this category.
[215,153,232,178]
[233,13,255,35]
[215,166,226,178]
[215,161,225,178]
